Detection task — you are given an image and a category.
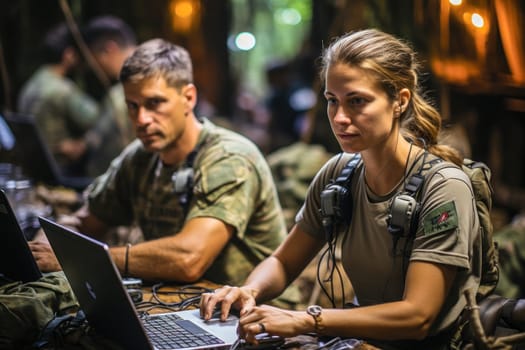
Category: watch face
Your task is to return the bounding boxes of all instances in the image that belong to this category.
[307,305,322,316]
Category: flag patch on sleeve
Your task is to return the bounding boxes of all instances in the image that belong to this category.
[423,201,458,236]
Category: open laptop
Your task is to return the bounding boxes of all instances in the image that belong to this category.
[38,216,238,350]
[0,112,92,191]
[0,189,42,283]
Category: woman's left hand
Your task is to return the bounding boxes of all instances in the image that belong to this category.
[238,304,312,343]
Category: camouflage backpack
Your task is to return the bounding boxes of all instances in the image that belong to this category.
[0,271,79,349]
[460,159,499,299]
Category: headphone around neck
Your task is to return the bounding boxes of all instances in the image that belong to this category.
[320,150,430,242]
[171,144,201,214]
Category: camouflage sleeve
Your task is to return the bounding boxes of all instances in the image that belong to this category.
[187,155,259,237]
[64,85,100,131]
[87,149,136,226]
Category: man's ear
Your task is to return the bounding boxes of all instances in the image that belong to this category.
[181,84,197,108]
[62,47,78,66]
[181,83,198,111]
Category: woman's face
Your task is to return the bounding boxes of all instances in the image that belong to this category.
[324,62,398,154]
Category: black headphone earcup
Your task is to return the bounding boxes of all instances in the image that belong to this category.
[387,194,419,238]
[172,167,194,194]
[320,183,352,225]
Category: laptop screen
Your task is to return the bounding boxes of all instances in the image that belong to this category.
[38,216,153,349]
[38,216,239,350]
[0,189,42,283]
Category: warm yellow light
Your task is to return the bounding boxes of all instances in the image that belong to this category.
[449,0,462,6]
[471,13,484,28]
[168,0,200,33]
[175,1,193,18]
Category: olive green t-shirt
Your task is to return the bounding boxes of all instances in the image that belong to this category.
[297,152,481,336]
[17,66,99,169]
[87,118,287,286]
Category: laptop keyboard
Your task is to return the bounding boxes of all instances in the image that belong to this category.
[143,313,225,349]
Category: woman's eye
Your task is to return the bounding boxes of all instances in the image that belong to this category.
[325,97,337,105]
[349,97,366,105]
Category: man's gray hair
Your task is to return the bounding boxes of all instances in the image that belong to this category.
[120,38,193,90]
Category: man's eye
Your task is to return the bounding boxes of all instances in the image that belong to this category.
[146,99,161,109]
[126,103,138,112]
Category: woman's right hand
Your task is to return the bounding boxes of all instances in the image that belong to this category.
[200,285,257,321]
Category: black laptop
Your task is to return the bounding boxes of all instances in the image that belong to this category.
[0,112,92,191]
[39,216,238,350]
[0,189,42,283]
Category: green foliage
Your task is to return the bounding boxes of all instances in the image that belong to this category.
[229,0,312,97]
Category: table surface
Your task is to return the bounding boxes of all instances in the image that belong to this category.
[137,280,219,315]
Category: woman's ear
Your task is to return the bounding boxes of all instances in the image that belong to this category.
[397,88,411,113]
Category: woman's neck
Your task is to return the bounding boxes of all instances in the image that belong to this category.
[362,136,415,196]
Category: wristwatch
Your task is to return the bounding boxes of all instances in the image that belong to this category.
[306,304,324,333]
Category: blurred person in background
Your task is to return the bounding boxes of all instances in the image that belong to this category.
[82,15,137,177]
[17,22,99,177]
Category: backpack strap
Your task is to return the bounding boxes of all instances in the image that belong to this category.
[387,153,443,238]
[33,310,87,348]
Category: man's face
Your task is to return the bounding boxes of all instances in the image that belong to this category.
[123,76,192,153]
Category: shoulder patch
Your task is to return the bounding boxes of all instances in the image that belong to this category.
[423,201,458,236]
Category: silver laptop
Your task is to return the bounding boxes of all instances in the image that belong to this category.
[0,189,42,283]
[38,216,238,350]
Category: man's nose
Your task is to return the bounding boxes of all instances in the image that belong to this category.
[136,107,152,125]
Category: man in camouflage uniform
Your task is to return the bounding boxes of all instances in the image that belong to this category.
[17,22,99,177]
[29,39,294,301]
[82,15,137,178]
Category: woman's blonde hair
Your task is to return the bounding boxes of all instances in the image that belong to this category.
[320,28,461,165]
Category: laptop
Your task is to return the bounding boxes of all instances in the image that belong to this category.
[0,112,92,191]
[38,216,238,350]
[0,189,42,283]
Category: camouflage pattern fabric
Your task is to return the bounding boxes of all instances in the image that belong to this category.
[0,271,79,350]
[494,216,525,299]
[86,84,135,178]
[17,66,99,170]
[87,118,288,288]
[267,142,333,229]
